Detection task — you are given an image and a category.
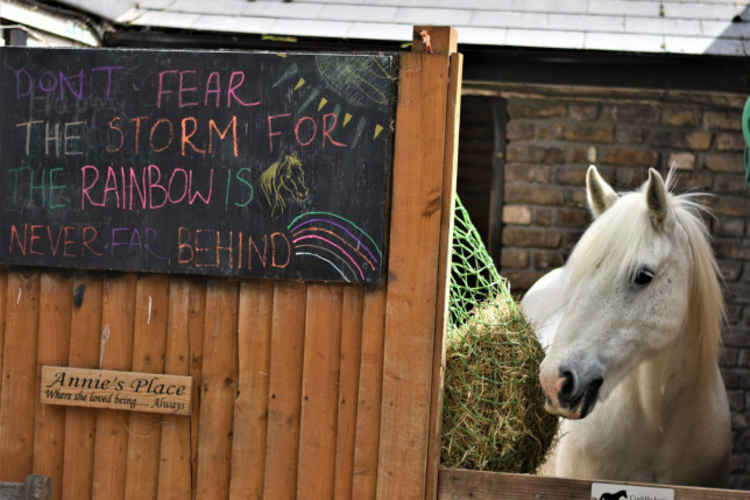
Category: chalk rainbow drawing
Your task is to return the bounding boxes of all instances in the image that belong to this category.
[288,211,382,283]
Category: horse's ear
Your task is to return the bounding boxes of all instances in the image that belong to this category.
[645,168,669,227]
[586,165,617,218]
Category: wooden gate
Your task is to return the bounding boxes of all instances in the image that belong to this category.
[0,27,462,500]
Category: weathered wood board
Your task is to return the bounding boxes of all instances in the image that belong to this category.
[438,468,750,500]
[40,366,192,415]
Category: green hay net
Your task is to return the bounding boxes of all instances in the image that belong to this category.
[448,195,505,329]
[441,195,557,473]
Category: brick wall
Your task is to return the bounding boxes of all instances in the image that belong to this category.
[458,85,750,489]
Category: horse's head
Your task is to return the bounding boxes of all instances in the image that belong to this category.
[534,166,719,420]
[279,153,310,202]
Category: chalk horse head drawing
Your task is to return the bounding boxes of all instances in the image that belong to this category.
[259,151,310,217]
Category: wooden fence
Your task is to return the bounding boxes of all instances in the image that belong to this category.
[0,27,462,500]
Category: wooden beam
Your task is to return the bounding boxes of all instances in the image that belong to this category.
[377,26,456,500]
[438,468,750,500]
[425,50,463,500]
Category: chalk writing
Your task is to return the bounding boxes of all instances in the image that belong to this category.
[0,47,396,282]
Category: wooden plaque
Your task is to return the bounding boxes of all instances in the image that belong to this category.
[40,365,192,415]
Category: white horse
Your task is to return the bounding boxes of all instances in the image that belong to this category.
[521,166,731,487]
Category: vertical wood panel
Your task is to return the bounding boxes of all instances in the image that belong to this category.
[229,280,273,500]
[263,282,306,500]
[124,275,169,500]
[92,274,136,500]
[0,272,40,481]
[157,278,192,500]
[297,284,344,499]
[62,276,103,500]
[351,287,387,500]
[333,286,365,500]
[378,52,451,500]
[0,270,6,404]
[188,280,206,500]
[426,51,463,500]
[195,281,238,500]
[34,273,73,500]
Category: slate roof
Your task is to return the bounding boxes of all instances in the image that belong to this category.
[56,0,750,56]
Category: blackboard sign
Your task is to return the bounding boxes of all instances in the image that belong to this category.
[0,47,397,283]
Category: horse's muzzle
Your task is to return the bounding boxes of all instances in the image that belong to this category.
[540,362,603,419]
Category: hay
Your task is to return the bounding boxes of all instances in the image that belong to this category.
[442,195,557,473]
[441,295,558,473]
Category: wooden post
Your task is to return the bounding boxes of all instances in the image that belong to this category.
[377,26,459,500]
[426,48,463,500]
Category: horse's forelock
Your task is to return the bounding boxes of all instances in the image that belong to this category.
[566,192,657,289]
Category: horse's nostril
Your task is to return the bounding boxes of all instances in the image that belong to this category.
[559,369,575,397]
[590,377,603,392]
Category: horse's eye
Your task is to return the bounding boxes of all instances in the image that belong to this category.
[633,267,654,286]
